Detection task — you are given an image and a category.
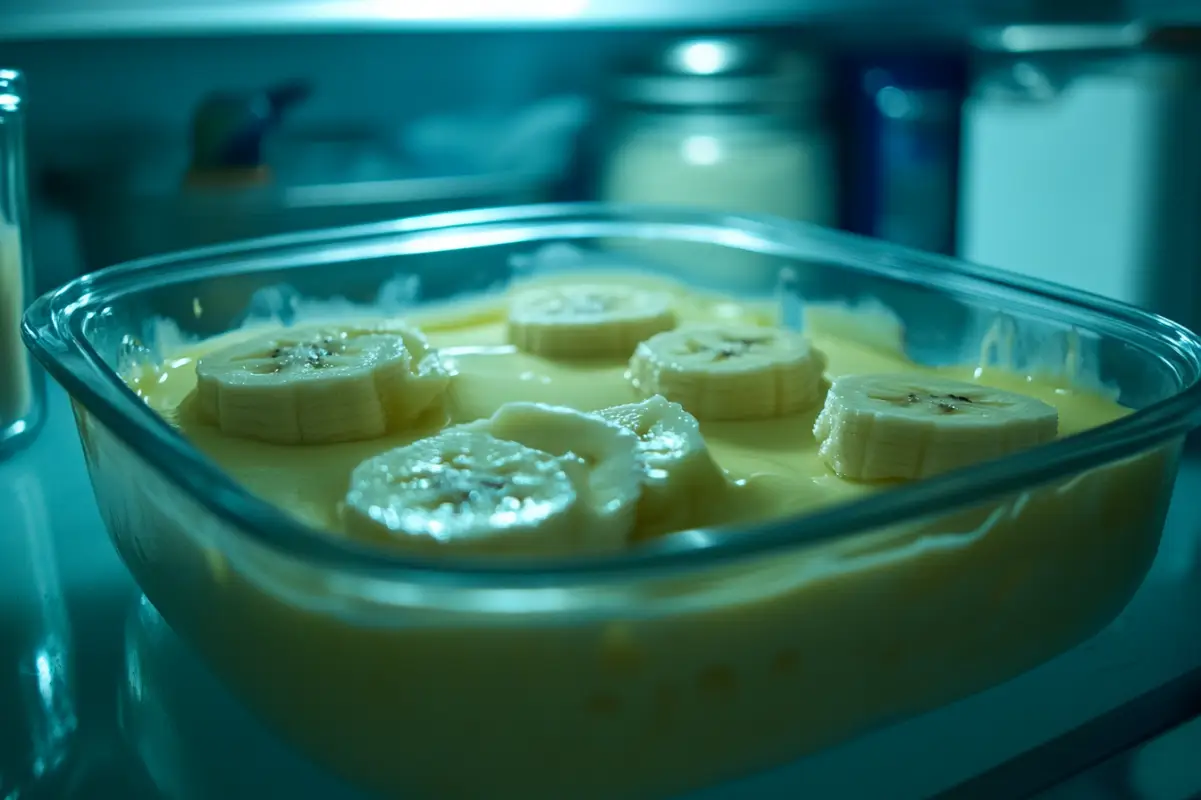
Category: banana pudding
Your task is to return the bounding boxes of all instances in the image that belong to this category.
[132,280,1120,553]
[112,273,1175,799]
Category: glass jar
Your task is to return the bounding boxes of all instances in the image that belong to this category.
[0,69,42,458]
[598,36,837,293]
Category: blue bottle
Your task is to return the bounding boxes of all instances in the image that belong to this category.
[843,54,967,255]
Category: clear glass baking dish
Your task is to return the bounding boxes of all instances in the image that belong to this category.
[21,204,1201,800]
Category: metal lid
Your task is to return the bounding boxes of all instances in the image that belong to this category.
[614,35,823,109]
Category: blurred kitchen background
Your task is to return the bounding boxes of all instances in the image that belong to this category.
[6,0,1201,327]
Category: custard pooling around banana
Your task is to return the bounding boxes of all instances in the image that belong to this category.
[131,278,1127,556]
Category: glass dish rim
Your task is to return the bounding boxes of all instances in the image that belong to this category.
[22,202,1201,588]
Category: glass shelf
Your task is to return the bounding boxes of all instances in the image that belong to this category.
[0,0,1029,41]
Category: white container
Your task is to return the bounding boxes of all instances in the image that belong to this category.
[959,24,1201,332]
[599,36,837,293]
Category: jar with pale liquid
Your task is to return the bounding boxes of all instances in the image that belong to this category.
[0,68,41,458]
[599,36,837,294]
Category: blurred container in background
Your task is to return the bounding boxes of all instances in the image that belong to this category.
[599,34,837,225]
[597,33,837,292]
[959,23,1201,333]
[51,82,589,271]
[842,54,966,255]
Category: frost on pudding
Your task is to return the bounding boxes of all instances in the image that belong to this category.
[129,277,1101,558]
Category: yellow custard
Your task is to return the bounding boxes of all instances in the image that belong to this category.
[95,279,1177,800]
[130,296,1125,547]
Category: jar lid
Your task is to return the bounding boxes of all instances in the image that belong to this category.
[614,35,824,109]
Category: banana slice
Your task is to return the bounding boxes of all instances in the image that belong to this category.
[480,402,643,546]
[507,284,677,360]
[596,395,728,538]
[813,373,1059,481]
[195,322,449,445]
[342,429,582,556]
[627,324,828,421]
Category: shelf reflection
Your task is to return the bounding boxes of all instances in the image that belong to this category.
[118,595,366,800]
[0,472,77,798]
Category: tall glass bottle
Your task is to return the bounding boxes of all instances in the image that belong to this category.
[0,68,42,458]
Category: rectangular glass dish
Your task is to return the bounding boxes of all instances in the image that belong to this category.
[22,204,1201,799]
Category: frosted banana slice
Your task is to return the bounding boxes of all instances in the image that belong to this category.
[597,395,728,538]
[813,373,1059,482]
[479,402,643,547]
[343,429,582,556]
[195,322,449,445]
[507,284,677,360]
[627,324,828,421]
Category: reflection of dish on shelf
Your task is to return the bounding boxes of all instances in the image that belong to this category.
[119,596,366,800]
[0,472,77,798]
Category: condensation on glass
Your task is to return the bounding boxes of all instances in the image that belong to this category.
[0,68,42,458]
